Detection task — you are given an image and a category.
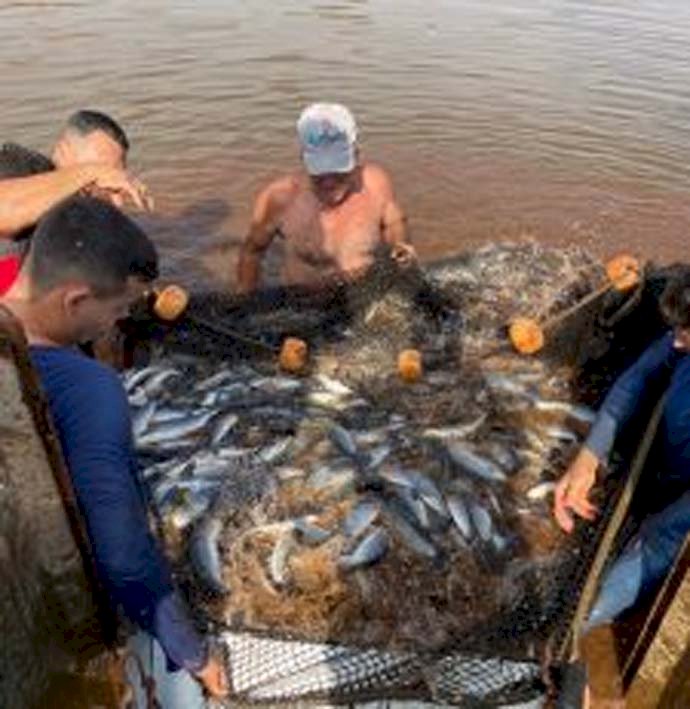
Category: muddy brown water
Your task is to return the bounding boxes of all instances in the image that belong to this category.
[2,1,690,287]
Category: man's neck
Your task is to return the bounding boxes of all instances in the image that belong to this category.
[0,289,66,348]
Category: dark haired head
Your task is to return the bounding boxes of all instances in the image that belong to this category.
[0,143,54,179]
[65,110,130,153]
[660,272,690,329]
[29,196,157,296]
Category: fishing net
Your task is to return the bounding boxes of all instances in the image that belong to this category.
[124,242,677,705]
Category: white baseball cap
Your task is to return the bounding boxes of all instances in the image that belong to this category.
[296,103,358,176]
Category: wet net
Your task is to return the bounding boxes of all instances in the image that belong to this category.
[123,243,679,705]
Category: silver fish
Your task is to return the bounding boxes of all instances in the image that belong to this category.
[484,373,534,398]
[210,413,239,447]
[339,528,389,571]
[132,400,157,439]
[269,527,298,587]
[423,413,488,441]
[329,424,359,459]
[366,444,392,469]
[542,425,580,444]
[293,517,332,545]
[446,443,507,483]
[343,500,380,538]
[124,365,165,393]
[137,410,218,447]
[533,398,596,424]
[314,374,353,397]
[190,517,228,594]
[385,503,439,560]
[142,368,181,397]
[251,376,303,394]
[195,369,235,391]
[396,488,432,531]
[446,494,473,540]
[259,437,294,465]
[484,441,522,475]
[526,481,557,501]
[470,502,494,542]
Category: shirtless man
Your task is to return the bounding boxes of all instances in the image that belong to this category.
[237,103,415,293]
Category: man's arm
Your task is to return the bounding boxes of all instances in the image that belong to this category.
[236,180,290,294]
[365,164,416,264]
[554,332,678,532]
[0,165,152,239]
[45,361,221,688]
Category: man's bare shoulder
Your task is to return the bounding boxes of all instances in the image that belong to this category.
[361,162,395,196]
[256,174,302,211]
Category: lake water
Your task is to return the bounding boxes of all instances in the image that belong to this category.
[2,0,690,287]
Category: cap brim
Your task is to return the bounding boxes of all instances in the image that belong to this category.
[303,144,355,176]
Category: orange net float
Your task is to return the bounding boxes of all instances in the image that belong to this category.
[605,253,641,292]
[279,337,309,374]
[508,318,545,356]
[398,349,423,383]
[152,284,190,322]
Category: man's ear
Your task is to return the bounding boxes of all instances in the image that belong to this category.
[62,284,93,316]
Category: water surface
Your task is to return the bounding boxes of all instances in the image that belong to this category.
[2,0,690,286]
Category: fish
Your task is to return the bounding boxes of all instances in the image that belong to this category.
[329,424,359,459]
[343,500,380,538]
[251,376,303,394]
[484,373,535,398]
[141,368,182,397]
[469,502,494,542]
[384,502,440,560]
[195,369,236,391]
[339,528,389,571]
[422,413,488,441]
[269,527,298,587]
[446,494,473,540]
[484,441,523,475]
[446,443,508,483]
[190,516,228,594]
[526,481,557,501]
[542,425,580,444]
[132,400,157,439]
[305,390,353,412]
[532,398,596,424]
[259,437,294,465]
[313,374,353,397]
[201,382,251,407]
[210,413,239,447]
[293,517,332,545]
[124,365,166,393]
[395,488,432,530]
[136,410,218,448]
[366,444,392,469]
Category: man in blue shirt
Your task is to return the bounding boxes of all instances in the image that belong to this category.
[554,272,690,627]
[0,196,228,701]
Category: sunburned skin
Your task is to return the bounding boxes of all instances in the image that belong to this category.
[237,162,414,292]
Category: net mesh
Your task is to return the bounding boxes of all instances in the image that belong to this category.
[123,243,679,705]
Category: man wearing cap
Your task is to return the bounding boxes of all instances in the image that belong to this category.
[237,103,415,293]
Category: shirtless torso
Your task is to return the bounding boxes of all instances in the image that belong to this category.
[237,163,413,292]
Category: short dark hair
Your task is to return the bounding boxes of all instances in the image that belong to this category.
[0,143,54,179]
[29,196,158,296]
[660,272,690,329]
[65,110,130,153]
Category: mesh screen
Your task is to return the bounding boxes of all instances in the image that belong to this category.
[123,244,673,705]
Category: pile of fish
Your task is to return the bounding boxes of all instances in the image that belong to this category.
[124,243,609,655]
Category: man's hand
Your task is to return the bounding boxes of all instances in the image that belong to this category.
[195,653,230,700]
[390,242,417,267]
[83,164,155,212]
[553,447,600,533]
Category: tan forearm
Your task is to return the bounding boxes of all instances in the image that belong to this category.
[382,200,408,247]
[0,165,97,239]
[236,245,262,294]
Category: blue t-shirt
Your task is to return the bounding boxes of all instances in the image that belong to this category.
[586,332,690,484]
[30,346,206,672]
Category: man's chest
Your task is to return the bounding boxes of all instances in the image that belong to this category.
[280,192,383,259]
